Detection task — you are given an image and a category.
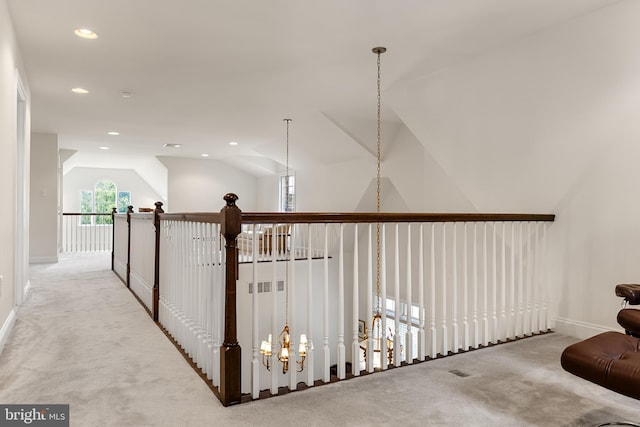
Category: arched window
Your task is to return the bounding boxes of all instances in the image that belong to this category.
[78,180,132,224]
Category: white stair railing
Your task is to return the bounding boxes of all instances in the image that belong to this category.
[239,216,553,397]
[62,212,113,253]
[111,201,554,406]
[158,218,224,386]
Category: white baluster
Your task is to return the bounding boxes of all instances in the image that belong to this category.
[289,224,297,391]
[323,223,330,382]
[452,223,459,354]
[491,222,498,344]
[405,223,413,364]
[516,222,524,338]
[394,223,401,367]
[541,223,549,331]
[251,223,259,399]
[473,223,479,349]
[509,222,516,340]
[430,223,437,359]
[352,224,360,376]
[483,223,489,347]
[463,222,470,351]
[531,222,540,334]
[418,223,426,361]
[270,223,278,395]
[526,222,533,335]
[306,223,314,386]
[500,221,507,342]
[338,223,346,379]
[381,223,388,370]
[442,223,448,356]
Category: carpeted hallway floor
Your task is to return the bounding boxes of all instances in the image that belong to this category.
[1,252,639,426]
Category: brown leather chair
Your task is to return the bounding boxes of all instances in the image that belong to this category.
[561,284,640,405]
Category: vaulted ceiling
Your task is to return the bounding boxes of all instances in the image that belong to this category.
[7,0,619,176]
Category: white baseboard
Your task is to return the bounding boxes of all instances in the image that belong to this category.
[29,256,58,264]
[0,308,17,356]
[554,317,618,339]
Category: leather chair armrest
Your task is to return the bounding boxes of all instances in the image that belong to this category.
[615,284,640,305]
[618,309,640,337]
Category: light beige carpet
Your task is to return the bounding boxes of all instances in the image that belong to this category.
[1,253,639,426]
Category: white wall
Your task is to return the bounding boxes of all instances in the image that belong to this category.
[30,133,58,263]
[63,167,165,213]
[0,0,30,352]
[159,156,259,212]
[379,0,640,338]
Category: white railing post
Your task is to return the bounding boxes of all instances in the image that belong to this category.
[491,222,498,344]
[380,224,388,370]
[352,224,360,376]
[452,223,459,354]
[482,223,489,347]
[323,224,330,382]
[418,223,426,361]
[288,224,297,391]
[405,223,413,364]
[429,223,437,359]
[306,223,314,386]
[337,224,346,379]
[472,223,479,349]
[251,223,259,399]
[441,223,448,356]
[463,222,469,351]
[270,224,278,395]
[500,221,507,342]
[393,223,401,367]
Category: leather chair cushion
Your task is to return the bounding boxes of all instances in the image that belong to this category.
[561,331,640,400]
[618,309,640,336]
[615,284,640,305]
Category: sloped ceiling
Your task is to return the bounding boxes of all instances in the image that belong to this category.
[6,0,619,178]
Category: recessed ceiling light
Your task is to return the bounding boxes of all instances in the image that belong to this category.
[164,143,181,148]
[107,131,120,136]
[201,154,209,157]
[121,91,133,98]
[71,87,89,94]
[74,28,98,39]
[229,141,238,146]
[99,146,109,150]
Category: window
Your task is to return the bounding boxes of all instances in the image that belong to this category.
[279,174,295,212]
[118,191,131,213]
[80,190,93,225]
[78,180,129,225]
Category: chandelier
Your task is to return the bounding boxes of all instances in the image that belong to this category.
[260,118,309,373]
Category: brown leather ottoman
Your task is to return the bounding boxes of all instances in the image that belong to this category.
[561,331,640,400]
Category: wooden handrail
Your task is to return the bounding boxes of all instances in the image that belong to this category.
[158,212,222,223]
[62,212,113,216]
[157,210,554,226]
[240,212,554,224]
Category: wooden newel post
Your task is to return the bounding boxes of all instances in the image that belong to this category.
[219,193,242,406]
[152,201,164,322]
[111,207,117,271]
[126,205,134,288]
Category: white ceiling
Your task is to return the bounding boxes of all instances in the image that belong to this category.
[7,0,619,176]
